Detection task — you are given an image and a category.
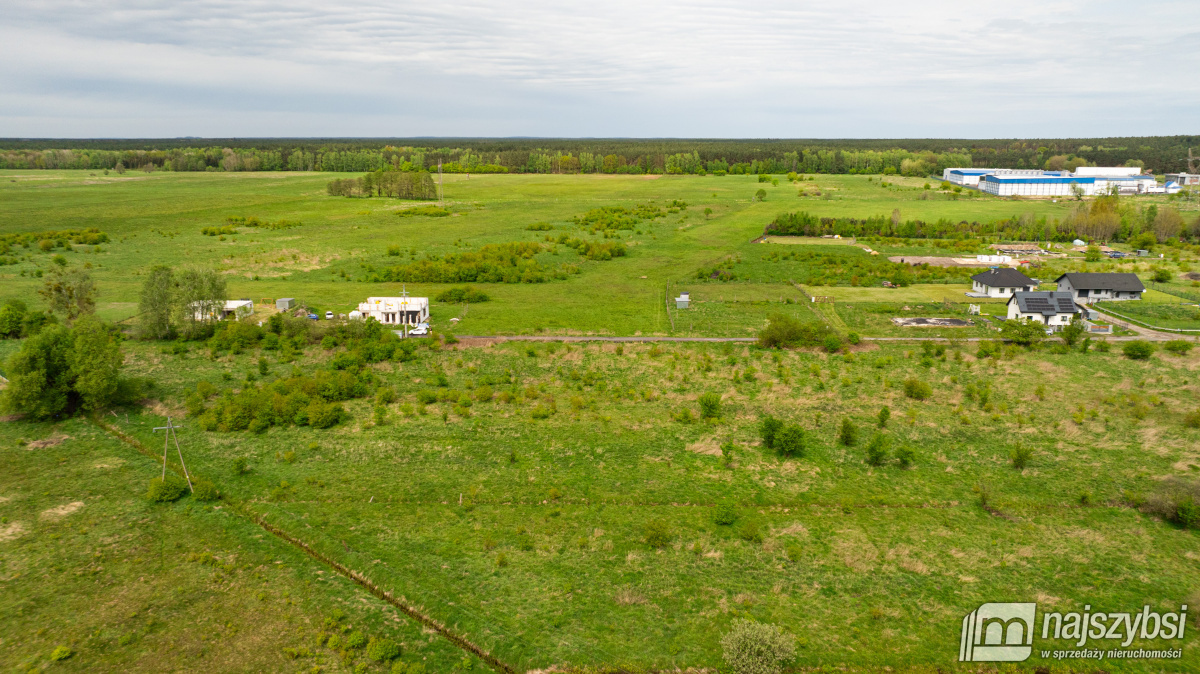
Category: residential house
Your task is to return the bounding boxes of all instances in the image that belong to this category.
[1006,291,1080,331]
[191,299,254,322]
[1055,273,1145,303]
[970,268,1037,298]
[355,296,429,326]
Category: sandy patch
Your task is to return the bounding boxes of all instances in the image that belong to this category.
[773,521,809,537]
[0,522,26,542]
[833,529,879,573]
[686,437,722,456]
[40,501,85,521]
[27,434,70,449]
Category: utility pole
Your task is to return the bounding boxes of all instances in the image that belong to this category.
[153,417,193,493]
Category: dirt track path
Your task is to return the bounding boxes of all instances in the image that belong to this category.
[454,333,1169,344]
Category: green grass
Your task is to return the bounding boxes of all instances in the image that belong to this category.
[0,170,1113,337]
[5,170,1200,672]
[5,335,1191,672]
[0,416,466,673]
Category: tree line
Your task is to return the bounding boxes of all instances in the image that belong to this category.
[767,202,1200,244]
[327,170,437,199]
[4,135,1198,173]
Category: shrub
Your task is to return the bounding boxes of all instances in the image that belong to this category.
[1185,409,1200,429]
[1163,340,1194,355]
[846,332,861,345]
[233,457,249,475]
[877,406,890,427]
[192,479,220,501]
[903,378,932,400]
[416,389,438,405]
[308,400,347,429]
[366,637,401,662]
[1011,446,1033,470]
[738,519,763,544]
[720,618,796,674]
[785,543,802,562]
[496,552,508,567]
[49,646,73,661]
[1096,340,1112,352]
[757,314,835,349]
[672,408,695,424]
[713,501,738,526]
[895,445,916,467]
[822,334,843,353]
[838,418,858,446]
[346,630,368,649]
[698,392,722,420]
[865,434,888,466]
[644,519,672,548]
[1123,340,1154,360]
[775,425,806,458]
[1141,478,1200,529]
[436,287,491,303]
[147,474,188,503]
[759,415,783,448]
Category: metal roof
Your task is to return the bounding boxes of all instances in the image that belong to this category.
[982,175,1094,184]
[1055,273,1145,292]
[970,268,1036,288]
[1008,291,1079,317]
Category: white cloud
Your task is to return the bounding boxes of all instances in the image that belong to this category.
[1,0,1197,136]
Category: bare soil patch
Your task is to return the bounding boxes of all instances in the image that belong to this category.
[891,317,974,327]
[40,501,85,521]
[27,434,70,449]
[0,522,26,542]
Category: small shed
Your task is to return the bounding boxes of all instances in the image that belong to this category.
[276,298,296,311]
[675,291,690,309]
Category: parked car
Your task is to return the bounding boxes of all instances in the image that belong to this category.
[307,313,318,320]
[325,311,334,320]
[408,324,430,336]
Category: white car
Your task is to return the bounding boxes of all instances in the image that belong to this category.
[325,311,334,320]
[408,324,429,336]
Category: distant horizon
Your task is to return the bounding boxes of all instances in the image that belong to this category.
[2,134,1198,143]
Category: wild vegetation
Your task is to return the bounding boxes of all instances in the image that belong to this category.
[2,168,1200,672]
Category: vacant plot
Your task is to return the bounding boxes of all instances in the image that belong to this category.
[3,170,1200,672]
[890,317,975,327]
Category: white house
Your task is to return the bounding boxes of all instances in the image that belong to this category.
[1006,291,1080,331]
[1166,173,1200,186]
[1055,273,1145,304]
[191,299,254,322]
[970,268,1037,298]
[355,296,429,326]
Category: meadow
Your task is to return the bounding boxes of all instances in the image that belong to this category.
[3,170,1200,673]
[0,170,1116,337]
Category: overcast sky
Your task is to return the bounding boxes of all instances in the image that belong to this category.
[2,0,1198,138]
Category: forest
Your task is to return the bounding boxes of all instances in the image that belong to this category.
[2,135,1198,174]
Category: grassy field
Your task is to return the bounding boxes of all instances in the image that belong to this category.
[5,335,1200,672]
[4,170,1200,672]
[0,170,1136,337]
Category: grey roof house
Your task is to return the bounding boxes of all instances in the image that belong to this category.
[1055,273,1144,303]
[1006,291,1080,331]
[970,268,1037,298]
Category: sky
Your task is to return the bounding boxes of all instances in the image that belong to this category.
[1,0,1198,139]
